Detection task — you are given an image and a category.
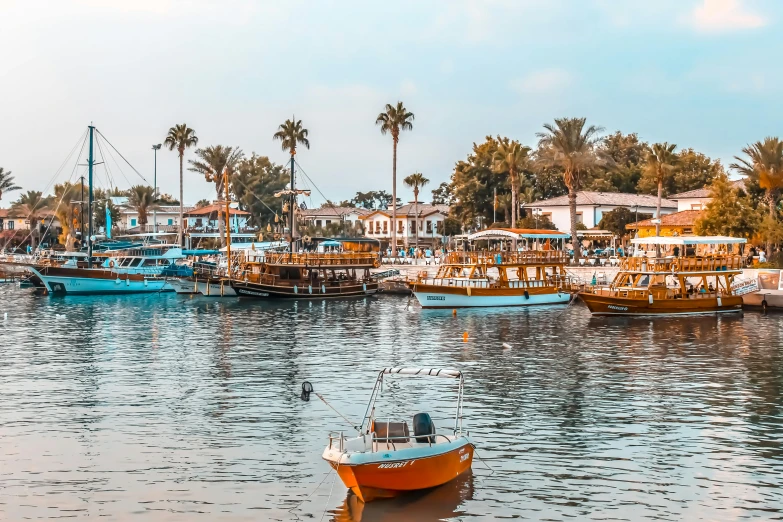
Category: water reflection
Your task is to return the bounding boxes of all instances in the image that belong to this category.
[330,471,475,522]
[0,289,781,521]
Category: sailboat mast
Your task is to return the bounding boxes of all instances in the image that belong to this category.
[87,125,95,267]
[224,168,232,275]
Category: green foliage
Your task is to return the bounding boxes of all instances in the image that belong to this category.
[492,140,531,227]
[0,167,21,201]
[375,102,415,141]
[232,154,289,227]
[515,215,558,230]
[731,137,783,217]
[92,189,121,232]
[273,119,310,155]
[756,214,783,247]
[301,221,364,239]
[694,173,760,239]
[431,182,454,205]
[351,190,397,209]
[450,136,511,227]
[598,207,651,237]
[637,147,722,196]
[442,216,463,236]
[595,132,647,193]
[164,124,198,154]
[195,199,211,209]
[126,185,159,226]
[188,145,244,197]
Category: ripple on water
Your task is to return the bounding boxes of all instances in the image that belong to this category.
[0,287,781,521]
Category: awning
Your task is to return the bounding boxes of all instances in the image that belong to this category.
[382,368,462,379]
[468,228,569,241]
[631,235,746,246]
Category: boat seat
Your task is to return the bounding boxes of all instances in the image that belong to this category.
[413,412,436,443]
[371,421,410,443]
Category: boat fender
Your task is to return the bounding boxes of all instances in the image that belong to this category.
[648,293,653,304]
[126,278,130,286]
[717,296,722,307]
[363,283,367,292]
[115,278,121,285]
[467,287,472,297]
[524,290,529,300]
[144,279,148,287]
[322,284,326,294]
[308,285,312,294]
[294,285,298,294]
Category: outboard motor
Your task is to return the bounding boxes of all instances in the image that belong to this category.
[413,413,436,443]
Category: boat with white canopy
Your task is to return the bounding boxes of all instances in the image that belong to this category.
[322,367,473,502]
[579,235,747,315]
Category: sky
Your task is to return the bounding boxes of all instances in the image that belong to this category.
[1,0,781,207]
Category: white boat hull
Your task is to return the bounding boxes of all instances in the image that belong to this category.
[31,268,172,295]
[412,290,571,308]
[742,290,783,309]
[196,281,237,297]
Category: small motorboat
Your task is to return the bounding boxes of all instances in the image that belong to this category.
[322,367,474,502]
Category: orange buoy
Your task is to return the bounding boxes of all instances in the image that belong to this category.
[463,332,469,342]
[452,309,457,316]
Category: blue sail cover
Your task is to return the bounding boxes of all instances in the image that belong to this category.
[106,206,112,239]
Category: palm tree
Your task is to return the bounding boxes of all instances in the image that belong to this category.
[492,140,531,228]
[0,168,21,202]
[403,172,430,250]
[376,101,415,255]
[643,143,679,237]
[273,118,310,245]
[126,185,159,228]
[731,137,783,218]
[188,145,244,247]
[52,183,79,250]
[536,118,604,263]
[164,124,198,246]
[11,191,50,250]
[731,137,783,254]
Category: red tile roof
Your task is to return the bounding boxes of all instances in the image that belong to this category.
[626,210,702,229]
[525,191,676,208]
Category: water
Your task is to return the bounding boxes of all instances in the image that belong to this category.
[0,286,781,521]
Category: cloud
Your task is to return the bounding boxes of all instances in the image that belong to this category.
[685,0,766,33]
[510,69,571,95]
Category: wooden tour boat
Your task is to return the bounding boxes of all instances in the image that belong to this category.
[322,367,473,502]
[410,249,575,308]
[579,235,747,316]
[230,251,379,298]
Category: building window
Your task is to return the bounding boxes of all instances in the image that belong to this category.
[375,222,380,234]
[130,218,137,227]
[316,220,322,227]
[168,218,174,225]
[426,220,432,233]
[575,212,583,224]
[383,221,388,234]
[7,221,13,230]
[398,220,403,233]
[326,220,332,225]
[691,204,702,210]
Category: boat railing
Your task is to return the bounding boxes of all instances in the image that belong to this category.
[445,250,568,266]
[620,255,744,273]
[413,275,577,291]
[264,252,380,267]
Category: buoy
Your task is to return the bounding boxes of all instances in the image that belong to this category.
[3,312,7,321]
[463,332,469,342]
[452,309,457,316]
[502,343,512,349]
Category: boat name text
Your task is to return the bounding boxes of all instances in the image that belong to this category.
[377,462,410,469]
[607,305,628,311]
[426,296,446,301]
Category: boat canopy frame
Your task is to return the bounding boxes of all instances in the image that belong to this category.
[631,235,747,246]
[359,367,465,437]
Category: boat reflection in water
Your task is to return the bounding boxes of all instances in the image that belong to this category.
[330,470,474,522]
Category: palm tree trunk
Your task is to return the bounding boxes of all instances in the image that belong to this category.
[656,177,663,256]
[767,191,776,255]
[217,182,226,249]
[178,151,184,247]
[414,188,419,251]
[510,173,518,229]
[569,187,579,263]
[391,138,398,257]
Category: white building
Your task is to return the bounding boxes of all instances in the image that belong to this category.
[118,205,190,233]
[669,179,746,212]
[524,192,677,232]
[300,206,372,229]
[360,203,450,247]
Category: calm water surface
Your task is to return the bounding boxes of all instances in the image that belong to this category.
[0,286,781,521]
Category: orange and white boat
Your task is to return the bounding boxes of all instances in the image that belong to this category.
[322,368,473,502]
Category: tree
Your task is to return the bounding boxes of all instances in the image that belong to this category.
[694,173,760,239]
[350,190,396,210]
[232,154,289,227]
[188,145,244,247]
[195,199,211,209]
[731,137,783,220]
[536,118,604,263]
[450,136,507,228]
[599,207,651,239]
[403,172,430,250]
[376,101,414,255]
[92,188,121,234]
[51,183,80,250]
[0,168,21,202]
[671,149,723,194]
[596,132,647,193]
[492,140,531,228]
[273,118,310,244]
[164,124,198,246]
[641,142,679,237]
[126,185,160,227]
[431,182,454,205]
[11,191,50,250]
